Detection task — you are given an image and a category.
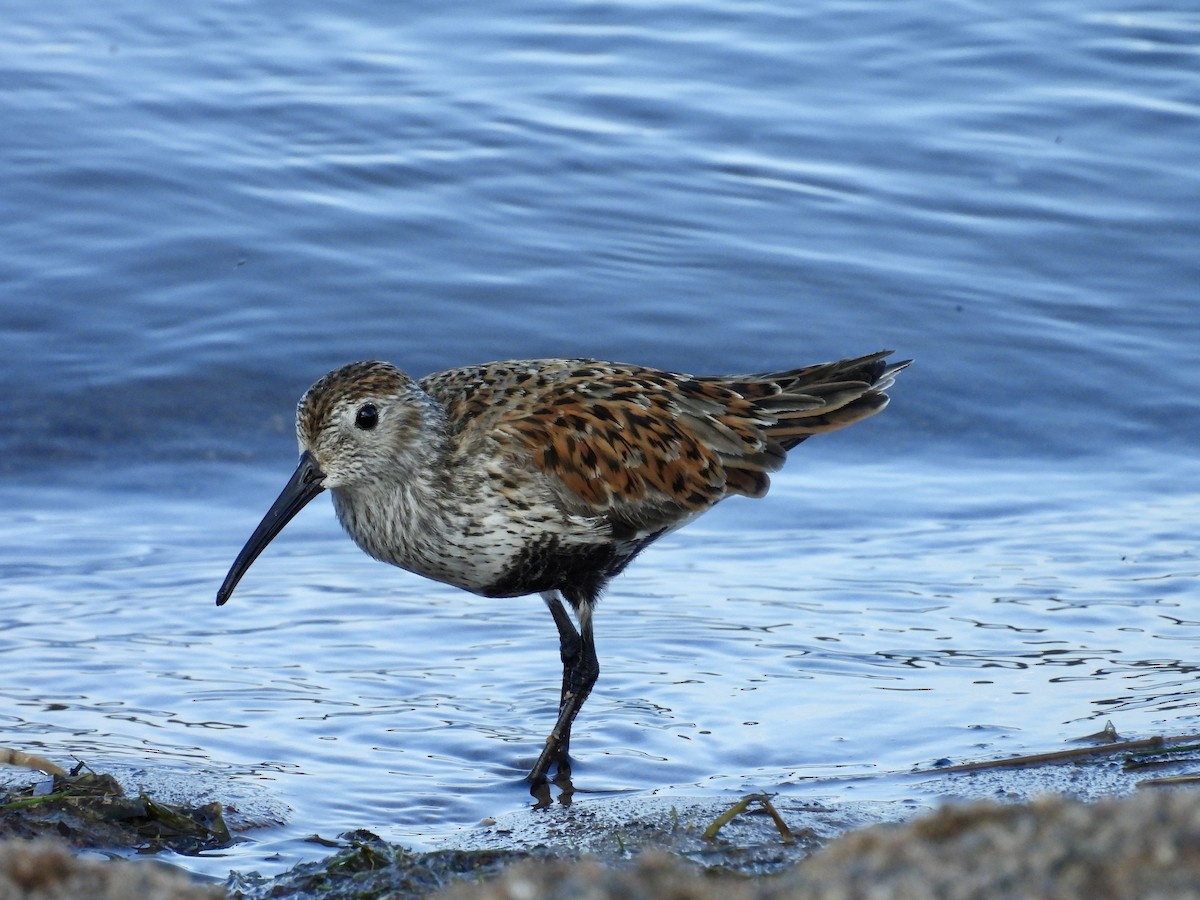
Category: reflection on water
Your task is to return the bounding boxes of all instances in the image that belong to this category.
[2,462,1198,877]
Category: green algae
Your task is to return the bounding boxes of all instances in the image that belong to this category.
[0,770,232,854]
[227,830,535,900]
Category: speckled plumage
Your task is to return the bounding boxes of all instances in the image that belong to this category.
[217,351,909,787]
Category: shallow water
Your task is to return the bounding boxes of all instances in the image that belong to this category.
[2,0,1199,882]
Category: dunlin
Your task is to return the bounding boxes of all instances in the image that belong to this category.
[216,351,908,785]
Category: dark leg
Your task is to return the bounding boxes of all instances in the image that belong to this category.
[529,592,599,785]
[543,591,582,713]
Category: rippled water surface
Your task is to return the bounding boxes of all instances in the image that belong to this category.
[2,0,1198,881]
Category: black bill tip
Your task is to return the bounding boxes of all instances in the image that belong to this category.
[216,450,326,606]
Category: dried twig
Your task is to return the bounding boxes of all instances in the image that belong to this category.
[703,792,795,844]
[0,746,67,777]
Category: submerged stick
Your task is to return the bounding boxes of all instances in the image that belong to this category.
[917,732,1200,776]
[1138,774,1200,787]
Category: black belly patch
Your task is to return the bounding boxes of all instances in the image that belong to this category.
[482,531,664,607]
[482,540,617,605]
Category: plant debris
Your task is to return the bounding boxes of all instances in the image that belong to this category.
[703,793,797,844]
[227,830,534,900]
[0,746,68,778]
[0,769,232,854]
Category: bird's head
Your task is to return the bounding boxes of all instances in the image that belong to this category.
[215,360,430,606]
[296,360,430,491]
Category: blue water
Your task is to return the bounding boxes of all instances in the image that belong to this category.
[2,0,1198,881]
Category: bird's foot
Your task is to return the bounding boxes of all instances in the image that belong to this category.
[527,732,571,786]
[528,749,575,809]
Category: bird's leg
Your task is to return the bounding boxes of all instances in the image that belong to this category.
[529,592,599,785]
[542,591,581,713]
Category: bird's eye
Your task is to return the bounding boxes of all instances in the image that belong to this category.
[355,403,379,430]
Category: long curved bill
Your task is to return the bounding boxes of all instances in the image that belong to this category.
[216,450,327,606]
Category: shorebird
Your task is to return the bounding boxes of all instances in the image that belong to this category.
[216,351,908,785]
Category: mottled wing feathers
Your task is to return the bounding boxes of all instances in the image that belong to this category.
[420,352,906,532]
[423,361,730,526]
[420,361,555,437]
[501,371,733,514]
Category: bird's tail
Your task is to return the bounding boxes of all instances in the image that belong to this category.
[714,350,909,498]
[745,351,910,449]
